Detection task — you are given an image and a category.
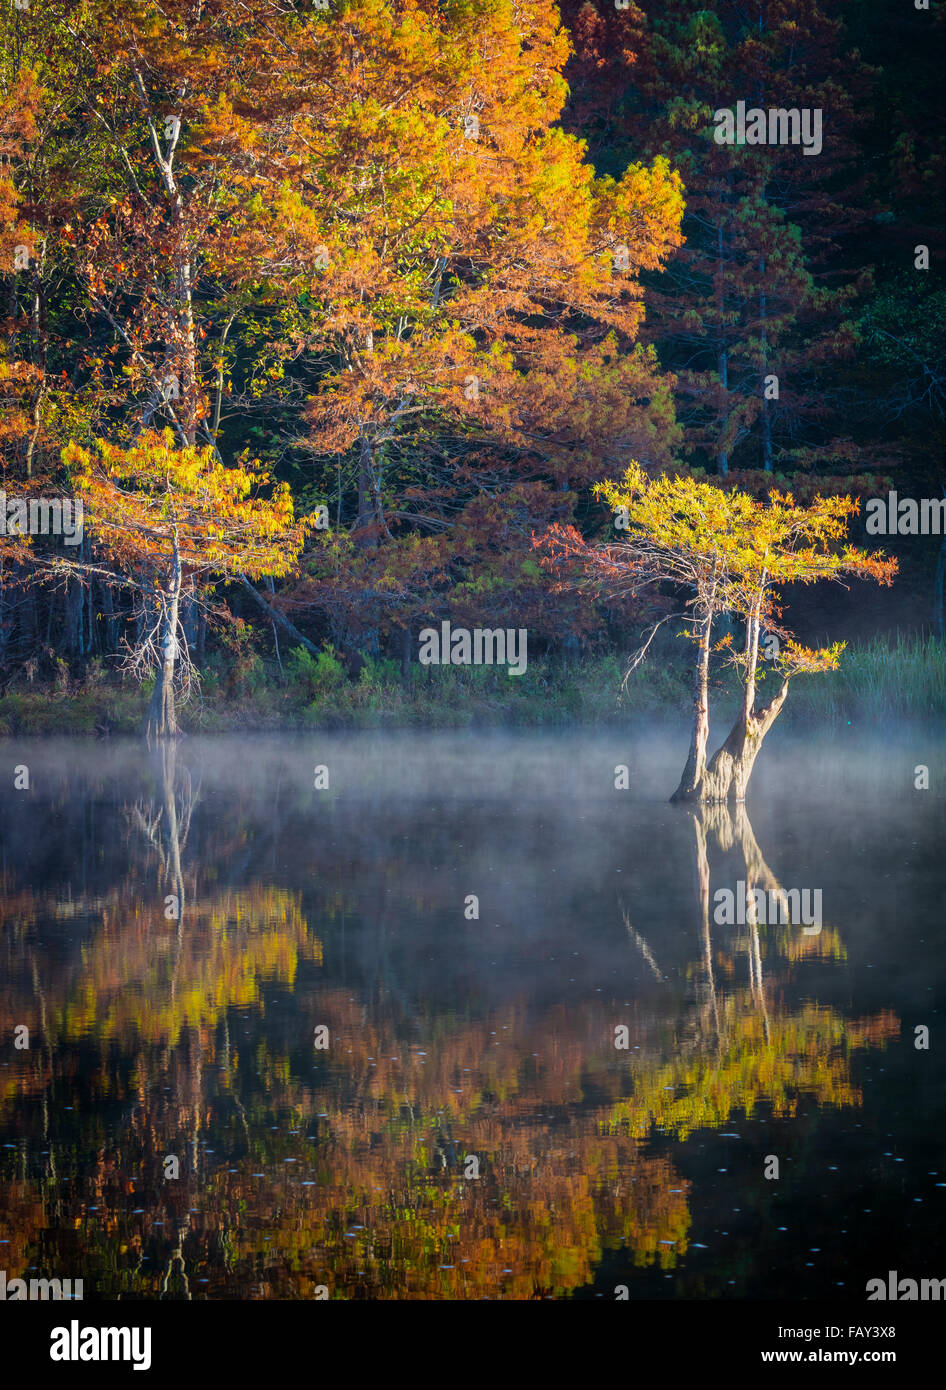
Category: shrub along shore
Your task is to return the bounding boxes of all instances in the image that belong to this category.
[0,635,942,737]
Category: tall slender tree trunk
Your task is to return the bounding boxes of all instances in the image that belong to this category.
[354,431,380,550]
[65,577,84,657]
[741,594,763,725]
[133,69,200,447]
[101,583,118,652]
[671,598,716,802]
[144,541,181,740]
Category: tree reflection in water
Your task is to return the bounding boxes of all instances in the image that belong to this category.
[0,746,898,1299]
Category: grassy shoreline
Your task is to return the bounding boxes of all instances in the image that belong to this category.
[0,635,942,737]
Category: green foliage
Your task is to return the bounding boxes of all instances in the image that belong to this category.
[287,644,346,697]
[358,655,401,690]
[0,641,942,735]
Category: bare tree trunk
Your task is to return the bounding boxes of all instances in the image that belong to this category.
[26,577,40,656]
[24,241,48,478]
[101,583,118,652]
[671,602,715,802]
[144,541,181,740]
[741,595,763,726]
[132,69,201,446]
[65,577,84,657]
[354,432,379,550]
[699,676,790,803]
[715,590,767,801]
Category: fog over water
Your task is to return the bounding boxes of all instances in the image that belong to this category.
[1,726,944,1299]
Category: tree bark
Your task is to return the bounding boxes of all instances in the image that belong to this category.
[65,577,84,657]
[671,603,715,802]
[698,676,789,803]
[144,541,181,740]
[101,583,118,652]
[354,431,380,550]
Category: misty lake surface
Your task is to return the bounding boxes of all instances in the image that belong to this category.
[1,727,944,1300]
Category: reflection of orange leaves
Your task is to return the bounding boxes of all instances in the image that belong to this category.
[0,981,900,1298]
[847,1011,900,1049]
[0,1182,48,1278]
[0,822,904,1299]
[618,1155,691,1269]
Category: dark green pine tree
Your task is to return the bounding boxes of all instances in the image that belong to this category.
[561,0,878,478]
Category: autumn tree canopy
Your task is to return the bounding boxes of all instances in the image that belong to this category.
[0,0,937,720]
[62,429,312,737]
[541,463,897,800]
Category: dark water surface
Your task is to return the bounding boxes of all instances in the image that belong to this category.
[1,728,944,1300]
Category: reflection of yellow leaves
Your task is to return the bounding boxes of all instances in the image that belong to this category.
[52,887,319,1047]
[0,982,900,1299]
[778,924,846,962]
[0,849,902,1300]
[606,998,897,1142]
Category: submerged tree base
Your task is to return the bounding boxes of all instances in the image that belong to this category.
[670,680,789,803]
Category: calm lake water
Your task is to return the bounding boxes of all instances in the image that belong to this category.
[1,728,944,1300]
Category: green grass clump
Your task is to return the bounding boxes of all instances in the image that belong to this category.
[786,635,946,722]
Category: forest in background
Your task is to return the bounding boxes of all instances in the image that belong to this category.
[0,0,943,733]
